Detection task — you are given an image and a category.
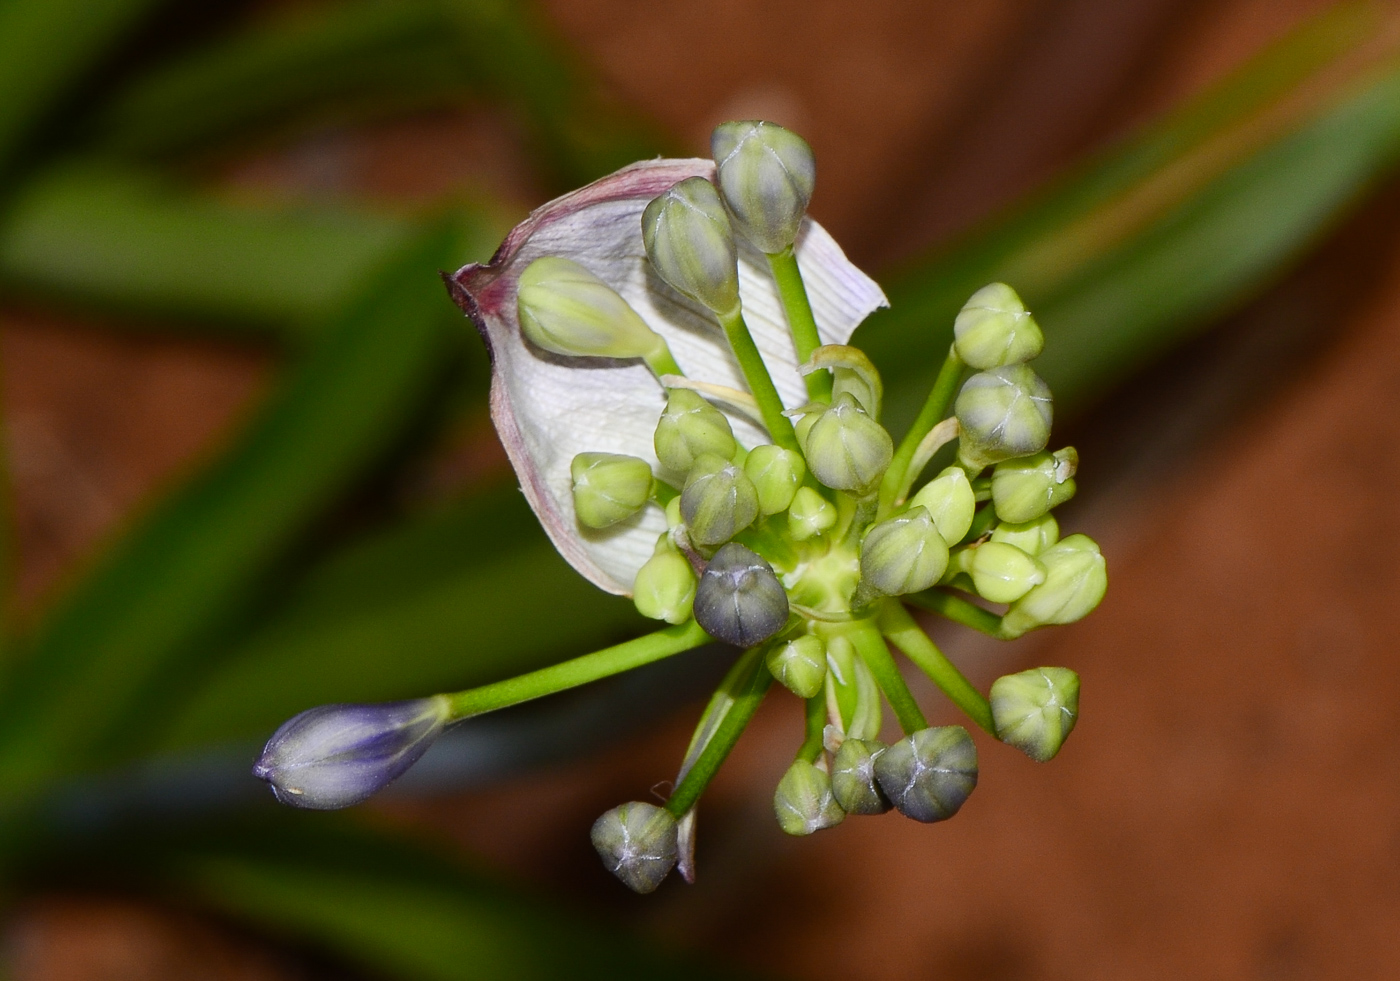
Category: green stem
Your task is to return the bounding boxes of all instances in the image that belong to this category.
[905,589,1006,639]
[879,346,963,515]
[850,622,927,734]
[716,308,800,452]
[767,248,831,402]
[666,647,771,816]
[797,694,826,763]
[447,620,709,719]
[964,501,998,543]
[876,600,994,735]
[643,344,684,380]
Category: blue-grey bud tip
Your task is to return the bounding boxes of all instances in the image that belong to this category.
[692,543,789,648]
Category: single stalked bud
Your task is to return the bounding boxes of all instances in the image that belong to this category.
[744,444,806,515]
[590,801,679,894]
[952,282,1044,369]
[860,507,949,597]
[830,737,891,815]
[1000,534,1107,638]
[516,256,671,364]
[955,364,1053,471]
[711,120,816,254]
[969,541,1046,604]
[990,513,1059,556]
[766,634,827,698]
[874,726,979,823]
[654,388,737,474]
[693,543,790,647]
[773,759,845,836]
[908,466,976,544]
[991,667,1080,762]
[681,453,760,546]
[991,447,1078,523]
[787,486,837,541]
[802,393,894,493]
[570,452,654,529]
[253,697,450,809]
[633,537,697,624]
[641,177,741,317]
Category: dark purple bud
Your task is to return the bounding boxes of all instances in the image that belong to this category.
[692,543,789,648]
[873,725,978,823]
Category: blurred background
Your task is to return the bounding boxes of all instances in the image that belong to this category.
[0,0,1398,978]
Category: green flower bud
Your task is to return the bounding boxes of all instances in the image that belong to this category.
[990,513,1059,556]
[570,452,653,529]
[641,177,740,317]
[516,256,671,364]
[680,453,759,546]
[908,466,976,544]
[860,507,949,597]
[955,365,1053,471]
[873,726,978,823]
[711,120,816,254]
[1000,534,1107,638]
[830,737,891,815]
[693,543,790,647]
[743,444,806,515]
[773,759,845,836]
[991,447,1077,523]
[633,538,697,624]
[991,666,1080,762]
[787,486,837,541]
[654,388,737,474]
[590,801,679,894]
[801,393,894,493]
[969,541,1046,604]
[952,282,1044,369]
[766,634,826,698]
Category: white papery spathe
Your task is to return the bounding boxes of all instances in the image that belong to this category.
[446,158,888,596]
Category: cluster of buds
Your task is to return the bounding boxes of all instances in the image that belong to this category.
[251,120,1107,895]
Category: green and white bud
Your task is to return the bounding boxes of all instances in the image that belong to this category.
[860,507,949,597]
[830,737,891,815]
[952,282,1044,369]
[969,541,1046,604]
[908,466,976,544]
[787,486,838,541]
[516,256,672,366]
[633,537,697,624]
[955,365,1053,471]
[693,543,790,647]
[773,759,845,836]
[873,726,978,823]
[801,393,894,493]
[711,120,816,254]
[766,634,827,698]
[990,513,1059,556]
[991,666,1079,762]
[681,453,759,547]
[641,177,741,317]
[991,447,1077,523]
[743,444,806,515]
[1001,534,1107,638]
[570,452,653,529]
[590,801,679,894]
[654,388,737,474]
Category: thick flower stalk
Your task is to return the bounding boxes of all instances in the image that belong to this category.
[253,121,1108,894]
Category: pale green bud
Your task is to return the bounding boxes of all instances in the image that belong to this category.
[830,737,891,815]
[680,453,759,546]
[766,634,826,698]
[590,801,678,894]
[969,541,1046,604]
[873,726,978,823]
[641,177,740,316]
[693,543,790,647]
[952,282,1044,369]
[570,452,653,529]
[991,667,1079,762]
[860,507,949,597]
[743,444,806,515]
[991,447,1077,523]
[908,466,976,544]
[712,120,816,254]
[633,538,697,624]
[955,365,1053,470]
[654,388,737,474]
[787,486,837,541]
[516,257,669,363]
[802,393,894,493]
[1001,534,1107,638]
[773,759,845,836]
[990,513,1059,556]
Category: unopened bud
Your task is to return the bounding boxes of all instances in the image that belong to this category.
[571,452,653,529]
[633,538,697,624]
[908,466,976,544]
[516,256,671,368]
[787,486,837,540]
[711,120,816,254]
[955,365,1052,471]
[590,801,679,894]
[860,507,949,597]
[991,447,1077,523]
[744,444,806,515]
[874,726,978,823]
[253,697,449,809]
[654,388,737,474]
[990,513,1059,556]
[773,759,845,836]
[991,667,1080,762]
[1000,534,1107,638]
[953,282,1044,369]
[830,737,891,815]
[642,177,740,316]
[969,541,1046,604]
[802,393,894,493]
[693,543,790,647]
[681,453,760,546]
[766,634,826,698]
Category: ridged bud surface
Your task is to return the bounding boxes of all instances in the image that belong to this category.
[654,388,736,474]
[711,120,816,253]
[991,447,1077,523]
[693,543,790,647]
[570,452,653,529]
[991,666,1080,762]
[860,507,949,596]
[773,759,845,836]
[969,541,1046,604]
[744,444,806,515]
[681,453,759,546]
[590,802,679,894]
[874,725,978,823]
[517,256,667,362]
[766,634,827,698]
[955,365,1053,470]
[1001,534,1107,638]
[802,393,894,493]
[642,177,741,316]
[787,486,837,541]
[633,538,697,624]
[830,737,891,815]
[952,282,1044,369]
[908,466,976,544]
[990,514,1059,556]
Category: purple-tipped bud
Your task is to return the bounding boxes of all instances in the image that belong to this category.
[252,697,450,809]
